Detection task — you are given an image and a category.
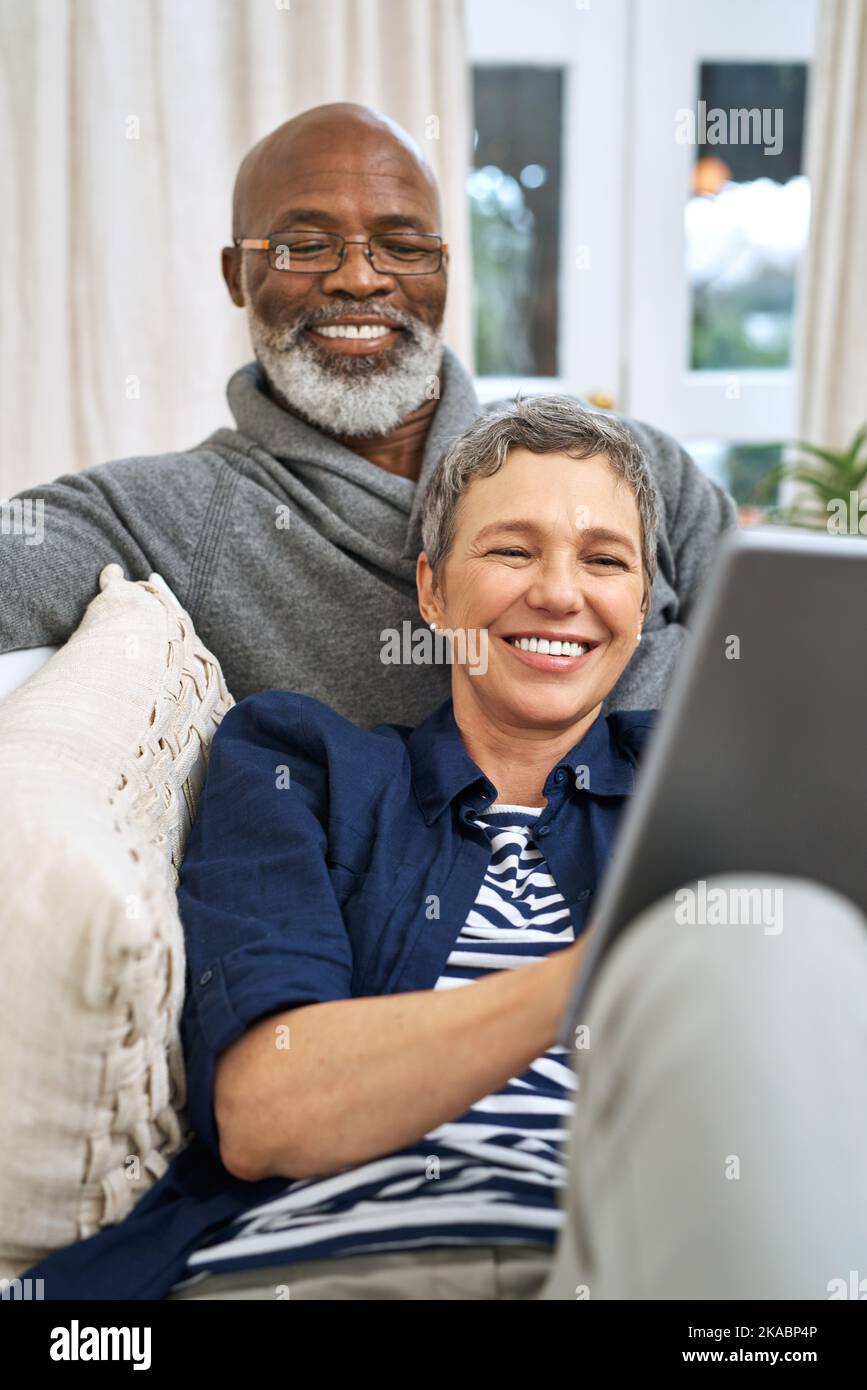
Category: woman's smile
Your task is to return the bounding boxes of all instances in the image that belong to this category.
[500,632,602,673]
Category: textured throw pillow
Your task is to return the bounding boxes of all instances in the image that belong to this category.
[0,564,234,1277]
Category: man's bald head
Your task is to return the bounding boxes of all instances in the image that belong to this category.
[232,103,441,239]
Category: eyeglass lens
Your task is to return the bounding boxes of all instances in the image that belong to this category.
[269,232,441,274]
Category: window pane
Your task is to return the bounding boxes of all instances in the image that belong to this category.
[686,63,809,371]
[470,66,563,376]
[687,439,783,521]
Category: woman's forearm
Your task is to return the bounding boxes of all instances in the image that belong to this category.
[215,936,588,1182]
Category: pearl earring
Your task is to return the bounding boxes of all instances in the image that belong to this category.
[430,622,437,631]
[636,631,642,643]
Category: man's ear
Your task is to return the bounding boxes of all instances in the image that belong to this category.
[222,247,246,307]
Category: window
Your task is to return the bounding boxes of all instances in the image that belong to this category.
[626,0,817,452]
[465,0,818,507]
[687,439,783,520]
[687,63,810,372]
[469,66,564,377]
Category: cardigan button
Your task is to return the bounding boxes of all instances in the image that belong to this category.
[199,970,213,986]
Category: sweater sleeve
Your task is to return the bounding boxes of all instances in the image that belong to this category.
[0,451,221,654]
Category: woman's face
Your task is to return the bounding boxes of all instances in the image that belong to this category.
[419,448,648,732]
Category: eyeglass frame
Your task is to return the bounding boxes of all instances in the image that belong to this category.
[232,229,449,276]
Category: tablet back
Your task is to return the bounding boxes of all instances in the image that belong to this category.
[560,525,867,1041]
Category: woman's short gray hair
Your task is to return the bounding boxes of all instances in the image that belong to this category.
[421,393,659,603]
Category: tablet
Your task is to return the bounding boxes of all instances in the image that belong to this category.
[559,524,867,1044]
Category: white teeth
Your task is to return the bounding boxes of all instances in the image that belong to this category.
[508,637,591,658]
[313,323,393,339]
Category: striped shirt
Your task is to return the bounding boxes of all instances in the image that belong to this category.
[170,805,576,1289]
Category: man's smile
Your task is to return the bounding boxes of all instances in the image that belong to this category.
[306,314,406,355]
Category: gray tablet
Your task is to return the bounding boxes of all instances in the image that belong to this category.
[559,524,867,1044]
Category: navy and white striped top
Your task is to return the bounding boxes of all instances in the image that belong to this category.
[170,804,576,1288]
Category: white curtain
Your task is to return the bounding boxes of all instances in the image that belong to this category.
[796,0,867,450]
[0,0,473,498]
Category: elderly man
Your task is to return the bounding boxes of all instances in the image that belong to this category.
[0,102,735,724]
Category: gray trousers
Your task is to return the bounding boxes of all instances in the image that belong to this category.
[169,874,867,1300]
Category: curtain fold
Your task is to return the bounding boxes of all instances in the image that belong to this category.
[0,0,472,497]
[796,0,867,450]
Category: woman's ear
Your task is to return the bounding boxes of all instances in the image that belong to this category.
[416,551,439,627]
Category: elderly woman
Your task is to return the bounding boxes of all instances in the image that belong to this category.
[179,393,658,1300]
[23,397,867,1302]
[170,394,650,1289]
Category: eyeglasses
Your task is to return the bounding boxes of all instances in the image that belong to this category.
[234,230,447,276]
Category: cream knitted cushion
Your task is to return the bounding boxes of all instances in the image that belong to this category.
[0,564,235,1276]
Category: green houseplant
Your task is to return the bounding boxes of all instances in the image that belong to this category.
[753,422,867,533]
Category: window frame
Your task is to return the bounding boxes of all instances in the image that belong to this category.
[466,0,818,448]
[467,0,631,406]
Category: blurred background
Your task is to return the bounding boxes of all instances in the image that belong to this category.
[1,0,865,521]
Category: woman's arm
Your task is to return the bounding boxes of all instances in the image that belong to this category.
[215,935,588,1182]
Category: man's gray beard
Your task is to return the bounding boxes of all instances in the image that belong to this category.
[241,265,444,437]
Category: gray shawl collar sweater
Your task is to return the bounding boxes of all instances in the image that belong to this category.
[1,345,736,727]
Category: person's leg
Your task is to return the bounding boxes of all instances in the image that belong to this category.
[493,1245,552,1299]
[540,874,867,1300]
[167,1244,551,1300]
